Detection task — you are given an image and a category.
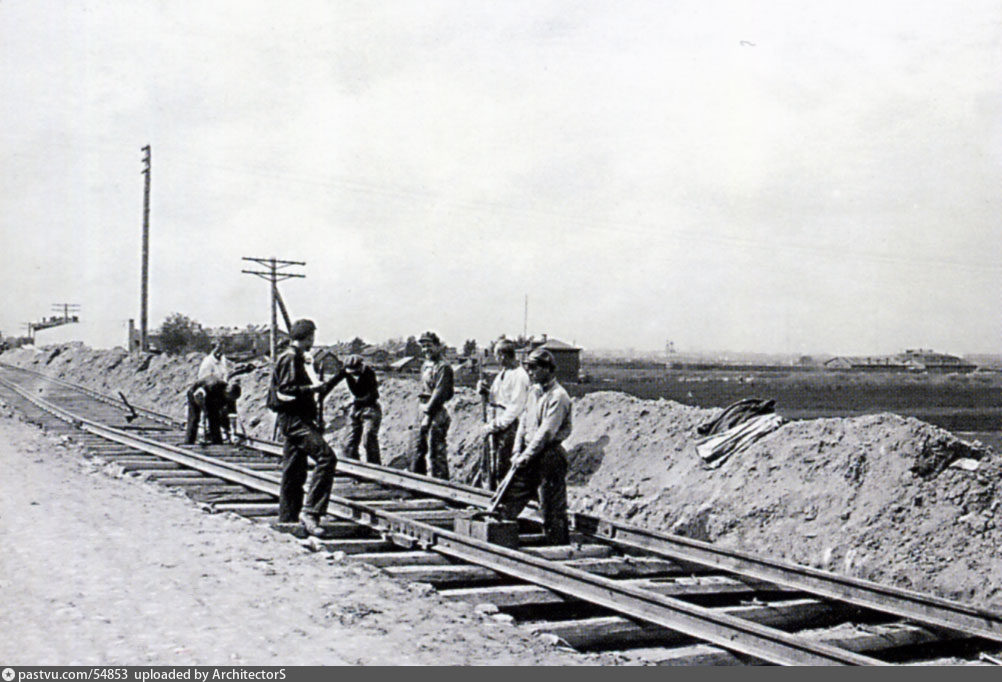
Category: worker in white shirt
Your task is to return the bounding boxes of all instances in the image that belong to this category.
[477,339,531,489]
[197,341,230,383]
[186,341,231,445]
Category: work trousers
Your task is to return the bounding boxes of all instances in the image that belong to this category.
[497,445,569,544]
[345,403,382,465]
[480,419,518,490]
[277,415,338,523]
[185,384,225,445]
[411,409,450,480]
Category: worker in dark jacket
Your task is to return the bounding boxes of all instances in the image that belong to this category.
[327,354,382,464]
[268,318,339,538]
[186,360,254,445]
[495,348,571,544]
[184,376,227,445]
[412,331,454,480]
[219,379,244,443]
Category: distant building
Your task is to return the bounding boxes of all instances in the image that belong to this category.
[901,349,977,374]
[389,356,422,373]
[825,350,976,374]
[361,347,391,368]
[823,356,919,372]
[518,335,582,384]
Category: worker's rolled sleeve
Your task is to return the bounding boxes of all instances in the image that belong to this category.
[423,363,454,416]
[520,381,572,462]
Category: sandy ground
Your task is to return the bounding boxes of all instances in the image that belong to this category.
[0,407,607,666]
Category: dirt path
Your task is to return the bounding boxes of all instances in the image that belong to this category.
[0,407,608,666]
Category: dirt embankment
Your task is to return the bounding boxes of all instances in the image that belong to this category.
[5,344,1001,608]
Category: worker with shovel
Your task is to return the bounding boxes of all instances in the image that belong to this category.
[493,348,571,544]
[412,331,454,480]
[477,339,530,490]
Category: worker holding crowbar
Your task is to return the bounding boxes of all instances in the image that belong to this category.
[490,348,571,544]
[477,339,530,490]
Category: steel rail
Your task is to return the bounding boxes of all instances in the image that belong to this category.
[0,364,494,507]
[573,513,1002,643]
[0,370,880,665]
[333,502,881,665]
[6,365,999,647]
[0,363,179,425]
[0,376,281,494]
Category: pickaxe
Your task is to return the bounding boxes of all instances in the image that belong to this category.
[487,457,522,515]
[118,391,139,423]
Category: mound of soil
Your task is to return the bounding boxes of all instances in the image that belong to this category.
[5,344,1000,608]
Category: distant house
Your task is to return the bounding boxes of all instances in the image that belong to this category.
[361,347,391,368]
[517,336,582,384]
[389,356,422,373]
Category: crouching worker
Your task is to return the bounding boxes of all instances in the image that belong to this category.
[495,348,570,544]
[219,379,243,443]
[268,319,339,538]
[185,377,227,445]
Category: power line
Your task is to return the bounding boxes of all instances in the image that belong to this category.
[6,136,1000,274]
[50,303,81,321]
[241,257,305,362]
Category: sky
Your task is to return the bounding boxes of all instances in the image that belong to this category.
[2,0,1001,354]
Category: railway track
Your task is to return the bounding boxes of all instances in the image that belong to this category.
[3,362,1002,665]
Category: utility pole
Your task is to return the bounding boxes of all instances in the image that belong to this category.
[51,303,81,322]
[523,294,528,341]
[140,145,151,352]
[241,257,305,362]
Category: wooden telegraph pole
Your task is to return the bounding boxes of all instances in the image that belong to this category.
[241,257,305,362]
[51,303,81,322]
[140,145,152,352]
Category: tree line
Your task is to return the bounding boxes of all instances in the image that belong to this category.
[156,313,482,359]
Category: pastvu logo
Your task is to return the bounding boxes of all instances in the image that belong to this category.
[2,667,15,681]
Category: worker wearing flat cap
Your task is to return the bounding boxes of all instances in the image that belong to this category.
[325,354,382,465]
[412,331,454,480]
[267,318,340,538]
[495,347,571,544]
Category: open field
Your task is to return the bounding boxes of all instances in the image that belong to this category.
[575,364,1002,434]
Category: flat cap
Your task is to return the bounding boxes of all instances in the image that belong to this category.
[289,319,316,341]
[418,331,441,345]
[525,347,555,369]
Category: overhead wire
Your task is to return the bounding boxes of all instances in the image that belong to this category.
[4,133,1001,275]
